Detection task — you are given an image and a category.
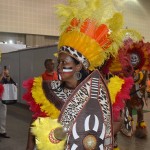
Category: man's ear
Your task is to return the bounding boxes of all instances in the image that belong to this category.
[76,63,82,72]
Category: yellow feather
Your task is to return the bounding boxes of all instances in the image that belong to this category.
[107,76,124,104]
[31,118,66,150]
[32,77,60,118]
[107,13,124,31]
[56,0,142,70]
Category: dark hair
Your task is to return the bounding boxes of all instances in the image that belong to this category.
[44,59,53,67]
[72,57,89,82]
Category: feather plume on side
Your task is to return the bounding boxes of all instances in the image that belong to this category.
[108,76,134,121]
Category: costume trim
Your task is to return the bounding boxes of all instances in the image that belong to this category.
[49,129,60,144]
[60,46,90,69]
[136,121,147,128]
[42,81,65,111]
[22,78,47,119]
[146,80,150,92]
[134,71,144,84]
[108,76,134,121]
[31,77,60,119]
[108,76,124,105]
[31,118,66,150]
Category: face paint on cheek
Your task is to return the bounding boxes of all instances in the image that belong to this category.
[58,74,62,80]
[65,56,74,63]
[62,67,73,73]
[58,67,73,80]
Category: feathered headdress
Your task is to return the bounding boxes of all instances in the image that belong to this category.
[124,38,150,71]
[56,0,142,70]
[107,38,150,75]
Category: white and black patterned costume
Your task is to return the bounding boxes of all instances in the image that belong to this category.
[43,70,113,150]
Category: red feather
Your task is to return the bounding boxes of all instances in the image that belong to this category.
[0,84,4,98]
[22,78,47,119]
[113,77,134,121]
[80,19,96,38]
[67,18,111,49]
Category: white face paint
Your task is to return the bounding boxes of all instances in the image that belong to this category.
[59,56,74,73]
[62,67,73,72]
[58,67,73,80]
[65,56,74,63]
[58,74,62,80]
[130,53,140,67]
[58,53,77,81]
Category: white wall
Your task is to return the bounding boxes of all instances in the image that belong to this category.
[0,0,149,44]
[0,0,66,36]
[121,0,150,42]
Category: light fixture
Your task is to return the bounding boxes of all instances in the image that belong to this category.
[9,40,13,44]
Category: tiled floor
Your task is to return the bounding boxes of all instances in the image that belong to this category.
[0,102,150,150]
